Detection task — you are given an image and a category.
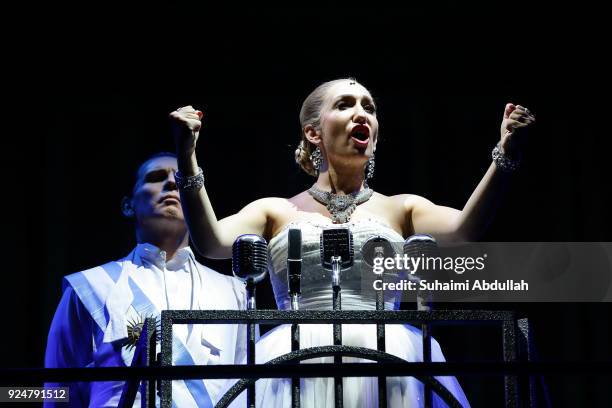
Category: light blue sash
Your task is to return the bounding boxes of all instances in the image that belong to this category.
[128,277,214,408]
[64,260,122,331]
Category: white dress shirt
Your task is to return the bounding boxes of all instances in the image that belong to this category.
[45,244,247,408]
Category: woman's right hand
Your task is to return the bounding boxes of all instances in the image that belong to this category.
[169,106,204,154]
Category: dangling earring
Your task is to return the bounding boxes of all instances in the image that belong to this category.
[365,154,375,188]
[310,146,322,174]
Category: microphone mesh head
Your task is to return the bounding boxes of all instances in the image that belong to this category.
[361,235,396,267]
[403,234,440,276]
[232,234,268,283]
[404,234,437,309]
[320,228,354,268]
[288,228,302,259]
[403,234,439,257]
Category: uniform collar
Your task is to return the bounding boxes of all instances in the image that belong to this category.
[103,246,227,354]
[135,243,194,271]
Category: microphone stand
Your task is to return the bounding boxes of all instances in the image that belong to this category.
[232,234,268,408]
[320,228,353,408]
[246,278,256,408]
[405,234,437,408]
[331,255,342,311]
[246,279,257,311]
[330,255,343,408]
[287,229,302,408]
[419,287,433,408]
[374,247,387,408]
[361,235,395,408]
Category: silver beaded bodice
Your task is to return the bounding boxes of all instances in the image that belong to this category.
[267,218,406,311]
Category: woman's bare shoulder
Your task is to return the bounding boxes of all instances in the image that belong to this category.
[370,191,429,210]
[390,193,433,209]
[247,196,298,213]
[288,190,312,204]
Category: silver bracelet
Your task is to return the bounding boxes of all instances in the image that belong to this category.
[492,142,520,173]
[175,167,205,191]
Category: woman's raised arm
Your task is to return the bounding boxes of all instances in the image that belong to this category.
[397,103,536,243]
[170,106,269,258]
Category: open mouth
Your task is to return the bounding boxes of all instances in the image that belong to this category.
[352,131,368,141]
[350,125,370,146]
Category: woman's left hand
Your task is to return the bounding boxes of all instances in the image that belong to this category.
[499,103,536,157]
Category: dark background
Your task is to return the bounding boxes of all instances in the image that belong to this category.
[4,3,611,407]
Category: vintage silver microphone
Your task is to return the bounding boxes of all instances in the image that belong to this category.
[287,228,302,407]
[232,234,268,310]
[403,233,438,408]
[361,235,397,311]
[232,234,268,408]
[287,228,302,311]
[361,235,396,268]
[320,228,354,408]
[403,234,439,312]
[320,228,354,290]
[362,235,397,408]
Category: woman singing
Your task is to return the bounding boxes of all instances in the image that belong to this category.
[170,78,535,407]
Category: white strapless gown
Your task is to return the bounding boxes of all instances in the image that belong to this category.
[228,219,470,408]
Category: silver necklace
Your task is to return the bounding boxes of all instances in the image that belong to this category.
[308,184,373,223]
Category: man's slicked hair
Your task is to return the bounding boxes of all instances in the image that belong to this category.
[130,151,178,195]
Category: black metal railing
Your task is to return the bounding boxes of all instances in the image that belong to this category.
[158,309,521,408]
[0,310,568,407]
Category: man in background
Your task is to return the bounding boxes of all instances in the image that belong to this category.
[45,152,246,407]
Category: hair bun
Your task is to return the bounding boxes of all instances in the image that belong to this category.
[295,139,316,177]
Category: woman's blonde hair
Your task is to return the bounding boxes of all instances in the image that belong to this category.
[294,78,359,176]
